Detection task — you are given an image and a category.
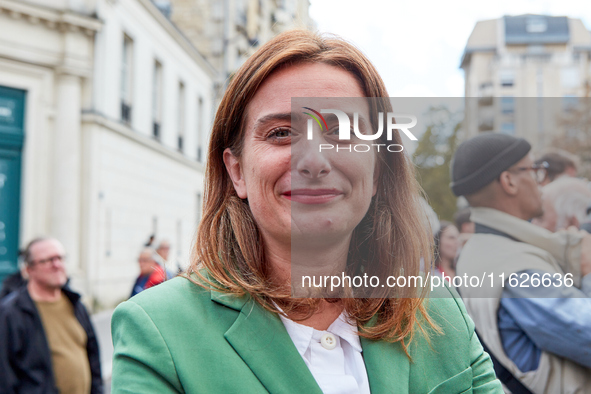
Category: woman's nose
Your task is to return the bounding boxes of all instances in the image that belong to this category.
[295,148,331,179]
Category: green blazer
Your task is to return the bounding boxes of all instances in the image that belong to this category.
[111,277,502,393]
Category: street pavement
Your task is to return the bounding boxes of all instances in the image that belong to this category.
[92,309,114,394]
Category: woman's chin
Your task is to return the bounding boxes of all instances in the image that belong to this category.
[290,223,353,246]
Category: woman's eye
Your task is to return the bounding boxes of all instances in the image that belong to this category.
[268,128,291,141]
[326,127,354,142]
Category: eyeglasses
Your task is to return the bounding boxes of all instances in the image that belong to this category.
[509,161,549,184]
[30,255,66,266]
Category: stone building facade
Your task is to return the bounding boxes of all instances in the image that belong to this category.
[0,0,216,307]
[169,0,313,90]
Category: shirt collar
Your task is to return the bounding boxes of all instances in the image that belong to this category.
[327,312,363,353]
[278,310,363,356]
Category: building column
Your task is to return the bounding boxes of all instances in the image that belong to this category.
[51,72,82,274]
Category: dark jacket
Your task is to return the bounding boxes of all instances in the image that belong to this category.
[0,271,27,299]
[0,286,103,394]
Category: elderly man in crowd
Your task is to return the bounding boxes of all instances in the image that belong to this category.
[535,149,578,186]
[533,177,591,232]
[451,133,591,393]
[0,237,102,393]
[154,239,181,278]
[130,247,166,298]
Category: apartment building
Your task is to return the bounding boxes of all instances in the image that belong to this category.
[169,0,313,90]
[461,14,591,149]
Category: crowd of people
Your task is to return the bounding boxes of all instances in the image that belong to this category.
[433,135,591,393]
[432,148,591,280]
[130,238,181,298]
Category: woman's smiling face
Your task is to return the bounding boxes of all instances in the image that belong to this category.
[223,62,378,251]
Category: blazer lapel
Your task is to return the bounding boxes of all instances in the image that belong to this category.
[212,291,322,394]
[361,336,410,393]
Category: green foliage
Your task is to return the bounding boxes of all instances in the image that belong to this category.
[413,107,461,222]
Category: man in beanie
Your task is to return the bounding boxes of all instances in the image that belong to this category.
[452,133,591,394]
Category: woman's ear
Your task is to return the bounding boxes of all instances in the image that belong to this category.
[223,148,248,199]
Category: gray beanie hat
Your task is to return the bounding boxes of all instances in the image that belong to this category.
[450,133,531,196]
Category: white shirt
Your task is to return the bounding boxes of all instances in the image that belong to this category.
[279,312,371,394]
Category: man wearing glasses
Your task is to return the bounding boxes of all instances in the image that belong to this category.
[451,133,591,394]
[0,237,102,393]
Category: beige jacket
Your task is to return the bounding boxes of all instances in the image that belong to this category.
[457,207,591,394]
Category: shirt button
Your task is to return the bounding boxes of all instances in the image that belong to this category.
[320,333,337,350]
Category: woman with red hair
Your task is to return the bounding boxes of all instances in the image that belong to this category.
[111,30,501,393]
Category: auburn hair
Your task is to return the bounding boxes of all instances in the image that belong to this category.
[187,29,435,351]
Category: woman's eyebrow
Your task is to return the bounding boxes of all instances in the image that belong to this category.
[253,113,293,130]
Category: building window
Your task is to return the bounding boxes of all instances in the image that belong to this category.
[178,82,185,152]
[499,70,514,87]
[500,96,514,115]
[526,16,548,33]
[527,45,545,54]
[121,34,134,124]
[500,122,515,135]
[152,61,163,140]
[561,68,580,89]
[478,117,494,132]
[196,96,203,162]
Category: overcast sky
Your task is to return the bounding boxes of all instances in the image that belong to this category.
[309,0,591,97]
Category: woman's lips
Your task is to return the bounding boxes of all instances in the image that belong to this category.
[284,189,343,204]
